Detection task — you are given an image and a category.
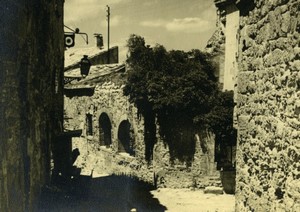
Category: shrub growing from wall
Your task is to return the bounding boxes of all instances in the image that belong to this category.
[124,34,236,167]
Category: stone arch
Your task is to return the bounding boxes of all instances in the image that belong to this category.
[117,118,135,156]
[99,112,112,147]
[96,108,113,122]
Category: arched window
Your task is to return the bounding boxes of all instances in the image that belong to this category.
[99,113,112,147]
[118,120,135,156]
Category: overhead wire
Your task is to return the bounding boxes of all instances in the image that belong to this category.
[64,0,204,27]
[112,0,200,12]
[109,0,202,19]
[63,0,212,48]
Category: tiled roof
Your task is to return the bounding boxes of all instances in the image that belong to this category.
[64,63,125,89]
[65,47,106,67]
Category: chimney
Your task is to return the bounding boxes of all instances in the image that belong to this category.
[94,33,104,49]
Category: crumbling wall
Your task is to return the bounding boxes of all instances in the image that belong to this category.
[205,28,225,86]
[236,0,300,211]
[152,131,219,188]
[65,80,219,188]
[0,1,64,211]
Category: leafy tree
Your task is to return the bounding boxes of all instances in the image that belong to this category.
[124,34,236,165]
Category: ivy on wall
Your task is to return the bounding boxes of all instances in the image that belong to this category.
[124,34,236,166]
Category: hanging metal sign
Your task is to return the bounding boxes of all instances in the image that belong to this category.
[64,25,88,49]
[64,32,75,48]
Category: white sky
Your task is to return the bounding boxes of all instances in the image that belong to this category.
[64,0,217,62]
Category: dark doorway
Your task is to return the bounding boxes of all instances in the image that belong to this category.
[118,120,135,156]
[99,113,112,147]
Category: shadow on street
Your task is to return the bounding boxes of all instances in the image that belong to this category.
[39,174,167,212]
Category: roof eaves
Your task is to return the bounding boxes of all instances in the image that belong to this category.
[214,0,236,8]
[64,63,125,88]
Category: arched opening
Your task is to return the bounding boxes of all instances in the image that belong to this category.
[118,120,135,156]
[99,113,112,147]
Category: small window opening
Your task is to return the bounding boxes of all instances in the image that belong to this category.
[86,114,93,136]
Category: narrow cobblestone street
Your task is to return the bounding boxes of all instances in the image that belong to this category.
[40,176,235,212]
[39,138,235,212]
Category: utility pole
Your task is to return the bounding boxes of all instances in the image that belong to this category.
[106,5,110,63]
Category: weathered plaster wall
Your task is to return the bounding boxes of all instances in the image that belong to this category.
[223,3,239,91]
[64,77,219,188]
[0,1,64,211]
[236,0,300,211]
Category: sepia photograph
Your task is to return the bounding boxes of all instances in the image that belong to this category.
[0,0,299,211]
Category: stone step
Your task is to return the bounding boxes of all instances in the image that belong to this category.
[204,186,224,195]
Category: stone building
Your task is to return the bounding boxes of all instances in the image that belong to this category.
[64,49,220,189]
[0,1,64,211]
[215,0,300,210]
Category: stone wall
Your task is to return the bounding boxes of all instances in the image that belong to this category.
[64,75,220,189]
[0,1,64,211]
[235,0,300,211]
